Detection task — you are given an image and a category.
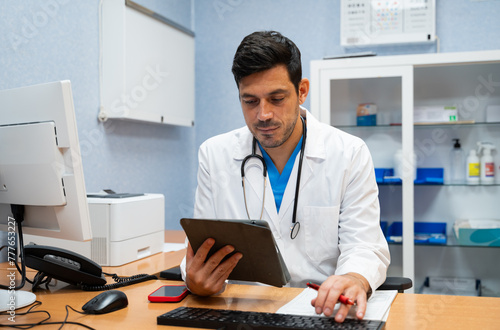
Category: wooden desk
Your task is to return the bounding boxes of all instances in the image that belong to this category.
[3,231,500,329]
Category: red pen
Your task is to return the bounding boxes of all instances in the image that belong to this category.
[306,282,355,305]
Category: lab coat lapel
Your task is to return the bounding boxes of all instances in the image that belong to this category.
[278,111,324,221]
[278,144,313,222]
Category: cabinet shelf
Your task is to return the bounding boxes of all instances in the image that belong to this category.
[336,122,500,130]
[378,182,500,187]
[388,235,500,248]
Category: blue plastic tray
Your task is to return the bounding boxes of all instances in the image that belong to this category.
[380,221,388,236]
[375,168,444,185]
[386,222,447,245]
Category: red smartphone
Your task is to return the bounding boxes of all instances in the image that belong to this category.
[148,285,189,303]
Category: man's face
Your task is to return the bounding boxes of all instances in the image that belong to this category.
[238,65,307,149]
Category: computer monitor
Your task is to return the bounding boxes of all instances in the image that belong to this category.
[0,80,92,242]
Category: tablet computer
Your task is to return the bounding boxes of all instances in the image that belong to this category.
[180,218,290,287]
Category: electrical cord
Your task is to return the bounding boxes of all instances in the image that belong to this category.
[29,270,157,292]
[0,301,50,329]
[58,305,96,330]
[0,301,96,329]
[31,272,54,291]
[79,272,157,291]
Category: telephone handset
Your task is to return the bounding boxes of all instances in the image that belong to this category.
[24,244,157,291]
[25,244,107,288]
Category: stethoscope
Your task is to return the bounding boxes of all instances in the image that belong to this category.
[241,116,306,239]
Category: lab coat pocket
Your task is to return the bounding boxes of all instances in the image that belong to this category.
[303,205,340,264]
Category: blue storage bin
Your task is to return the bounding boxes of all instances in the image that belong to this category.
[375,168,395,184]
[357,114,376,126]
[375,168,444,185]
[415,168,444,184]
[380,221,388,236]
[386,222,447,245]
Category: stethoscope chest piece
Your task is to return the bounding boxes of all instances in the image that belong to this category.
[290,221,300,239]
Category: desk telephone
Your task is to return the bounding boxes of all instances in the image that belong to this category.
[24,244,157,291]
[25,244,107,288]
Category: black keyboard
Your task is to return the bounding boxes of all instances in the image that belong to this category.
[157,307,385,329]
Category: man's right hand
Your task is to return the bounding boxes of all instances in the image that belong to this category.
[185,238,243,296]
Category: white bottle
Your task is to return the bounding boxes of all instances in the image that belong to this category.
[393,149,417,181]
[466,149,480,185]
[479,143,496,185]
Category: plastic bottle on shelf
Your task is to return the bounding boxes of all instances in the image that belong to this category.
[449,138,465,184]
[477,142,496,185]
[393,149,417,181]
[466,149,480,185]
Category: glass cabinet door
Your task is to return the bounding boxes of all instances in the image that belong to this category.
[311,65,415,290]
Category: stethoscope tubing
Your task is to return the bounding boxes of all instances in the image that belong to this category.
[241,116,306,239]
[241,150,267,221]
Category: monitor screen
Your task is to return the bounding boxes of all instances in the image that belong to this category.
[0,81,92,241]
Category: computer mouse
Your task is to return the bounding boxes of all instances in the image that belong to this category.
[82,290,128,314]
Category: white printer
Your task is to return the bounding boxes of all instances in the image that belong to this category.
[25,193,165,266]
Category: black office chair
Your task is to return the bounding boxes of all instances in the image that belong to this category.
[377,277,413,293]
[160,266,413,293]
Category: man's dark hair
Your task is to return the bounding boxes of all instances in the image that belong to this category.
[231,31,302,93]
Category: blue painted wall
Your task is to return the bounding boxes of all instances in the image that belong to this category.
[1,0,499,232]
[0,0,196,231]
[194,0,500,148]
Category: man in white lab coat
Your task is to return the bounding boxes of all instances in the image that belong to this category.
[181,31,390,323]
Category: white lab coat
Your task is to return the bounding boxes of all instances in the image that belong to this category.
[181,109,390,292]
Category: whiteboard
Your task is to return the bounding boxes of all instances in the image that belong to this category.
[340,0,435,47]
[100,0,195,127]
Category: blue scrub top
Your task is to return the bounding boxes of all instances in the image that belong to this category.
[258,135,303,213]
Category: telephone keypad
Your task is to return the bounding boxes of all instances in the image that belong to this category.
[44,254,81,270]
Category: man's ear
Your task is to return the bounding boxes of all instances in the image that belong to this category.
[298,78,309,105]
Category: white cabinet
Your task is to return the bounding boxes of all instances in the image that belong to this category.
[100,0,195,127]
[311,50,500,295]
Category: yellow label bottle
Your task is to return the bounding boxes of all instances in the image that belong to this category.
[466,149,480,185]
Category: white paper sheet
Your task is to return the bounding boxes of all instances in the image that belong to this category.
[163,242,185,252]
[276,288,397,321]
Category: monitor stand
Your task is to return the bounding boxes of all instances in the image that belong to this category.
[0,289,36,312]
